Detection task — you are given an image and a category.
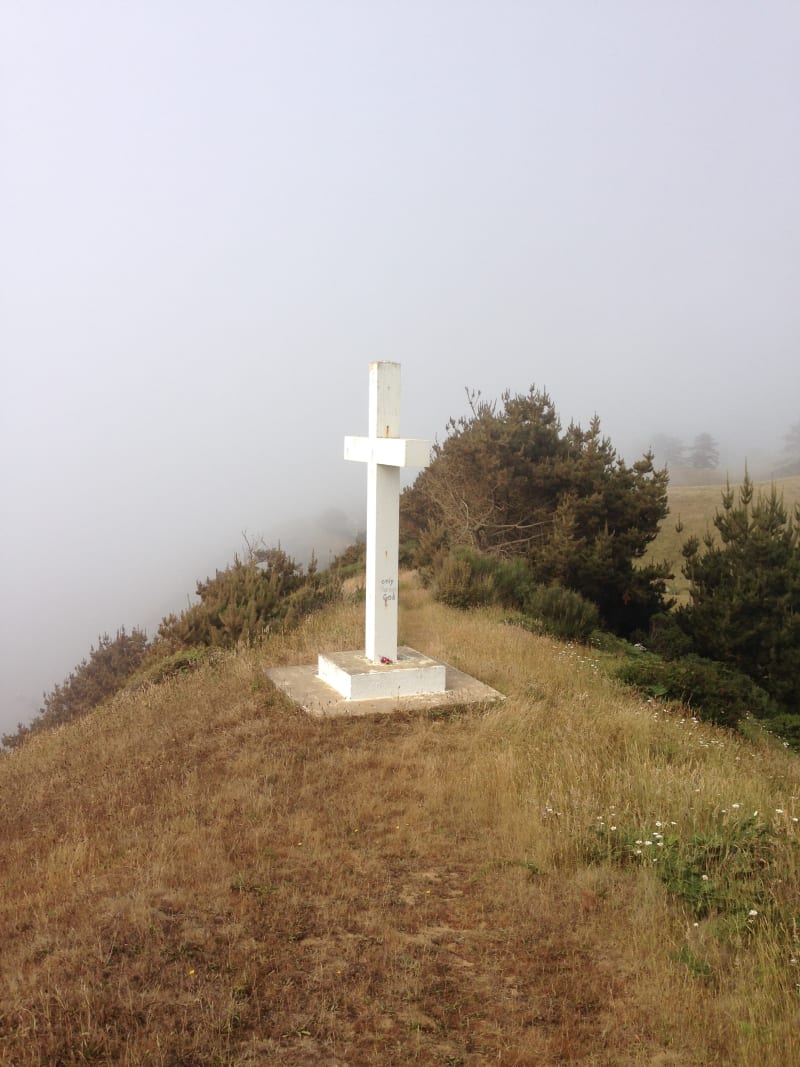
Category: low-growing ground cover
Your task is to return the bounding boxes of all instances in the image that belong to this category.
[1,581,799,1065]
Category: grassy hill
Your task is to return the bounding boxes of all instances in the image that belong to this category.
[647,473,800,602]
[2,580,800,1065]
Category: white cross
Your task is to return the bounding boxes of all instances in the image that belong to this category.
[344,362,430,664]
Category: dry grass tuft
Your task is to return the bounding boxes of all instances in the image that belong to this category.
[2,581,800,1064]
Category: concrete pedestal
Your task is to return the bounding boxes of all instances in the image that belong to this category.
[266,655,503,719]
[317,646,447,701]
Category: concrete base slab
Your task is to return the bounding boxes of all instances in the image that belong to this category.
[317,646,446,700]
[266,656,504,719]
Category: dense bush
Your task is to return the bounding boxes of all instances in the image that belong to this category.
[432,550,495,609]
[402,386,671,635]
[526,583,600,643]
[3,545,339,751]
[646,612,695,660]
[2,628,150,749]
[157,548,337,650]
[764,714,800,753]
[431,547,599,642]
[330,539,366,578]
[617,652,776,730]
[431,547,535,610]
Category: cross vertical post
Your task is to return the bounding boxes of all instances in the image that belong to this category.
[344,362,430,664]
[365,362,400,662]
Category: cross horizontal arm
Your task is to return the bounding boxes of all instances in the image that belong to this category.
[344,435,431,469]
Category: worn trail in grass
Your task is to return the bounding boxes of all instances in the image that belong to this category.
[2,583,800,1064]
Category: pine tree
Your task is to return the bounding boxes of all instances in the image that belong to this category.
[779,420,800,475]
[688,433,719,470]
[784,420,800,457]
[651,433,688,468]
[677,473,800,711]
[402,387,671,634]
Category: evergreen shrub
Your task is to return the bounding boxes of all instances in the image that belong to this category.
[331,540,366,579]
[432,548,537,611]
[647,612,694,659]
[617,653,776,729]
[431,548,599,642]
[157,548,336,649]
[525,583,600,643]
[765,714,800,753]
[432,549,496,608]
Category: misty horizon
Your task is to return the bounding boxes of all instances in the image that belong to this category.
[3,396,793,734]
[3,2,799,734]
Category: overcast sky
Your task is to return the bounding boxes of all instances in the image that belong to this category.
[2,1,798,735]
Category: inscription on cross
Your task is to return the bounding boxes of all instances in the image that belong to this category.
[344,362,430,663]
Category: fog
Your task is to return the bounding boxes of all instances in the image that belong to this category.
[2,2,798,735]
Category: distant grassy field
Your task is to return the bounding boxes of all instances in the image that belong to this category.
[647,473,800,602]
[2,579,800,1064]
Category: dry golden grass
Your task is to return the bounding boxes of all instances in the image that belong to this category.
[647,473,800,601]
[2,579,800,1064]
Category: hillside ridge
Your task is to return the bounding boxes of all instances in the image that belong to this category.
[2,581,800,1064]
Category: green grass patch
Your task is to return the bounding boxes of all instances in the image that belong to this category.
[590,812,796,947]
